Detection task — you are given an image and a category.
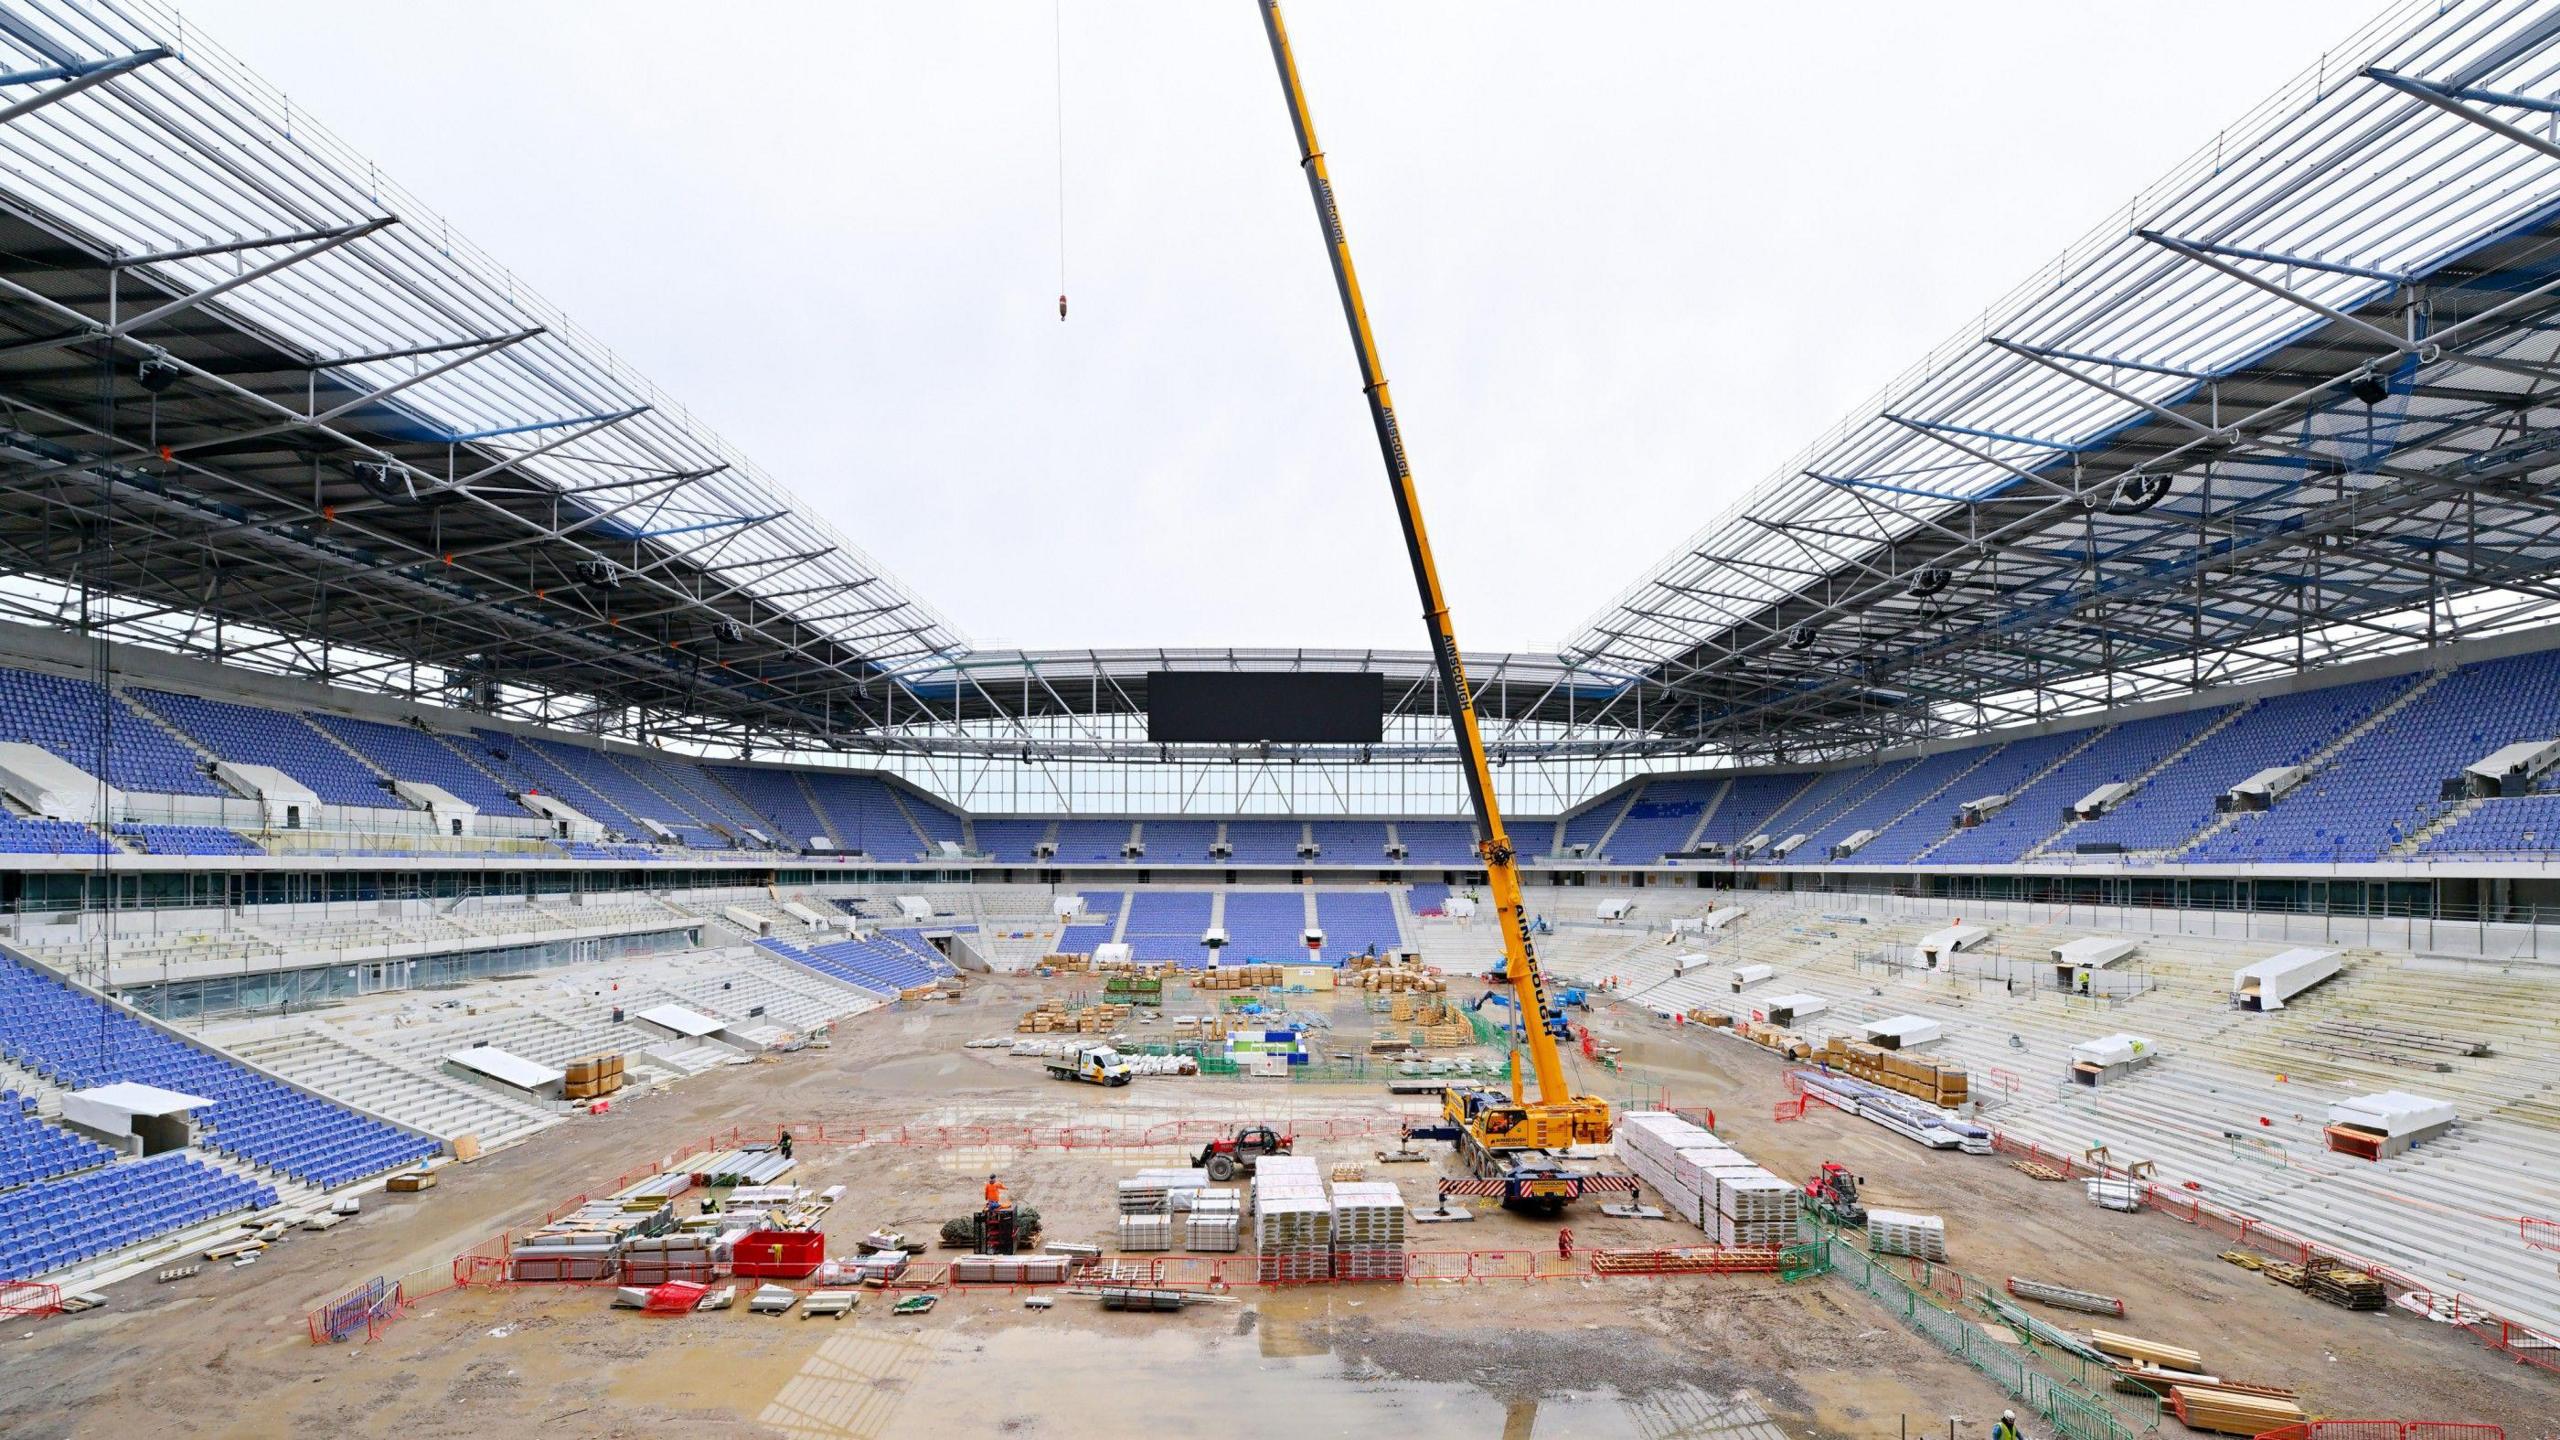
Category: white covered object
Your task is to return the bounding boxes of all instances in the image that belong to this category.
[0,742,115,820]
[1917,924,1989,965]
[2050,936,2136,968]
[210,761,322,828]
[2328,1090,2456,1137]
[2069,1033,2153,1068]
[1860,1015,1943,1048]
[636,1004,725,1039]
[895,895,936,923]
[1595,898,1636,921]
[1701,906,1748,932]
[443,1045,564,1091]
[518,791,603,841]
[1758,993,1827,1023]
[60,1082,208,1138]
[1729,962,1774,991]
[1093,942,1133,967]
[2233,947,2341,1010]
[389,778,477,834]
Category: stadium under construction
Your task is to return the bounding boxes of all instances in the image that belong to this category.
[0,3,2553,1437]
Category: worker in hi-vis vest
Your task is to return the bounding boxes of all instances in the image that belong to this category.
[984,1175,1010,1213]
[1993,1410,2023,1440]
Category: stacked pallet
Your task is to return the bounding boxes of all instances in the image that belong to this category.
[1819,1035,1971,1107]
[2089,1330,2204,1373]
[1036,953,1091,970]
[1329,1181,1410,1281]
[2303,1257,2388,1310]
[1195,964,1285,990]
[1866,1209,1948,1261]
[1252,1156,1331,1283]
[1590,1247,1787,1275]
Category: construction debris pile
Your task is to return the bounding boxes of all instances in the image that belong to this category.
[1615,1112,1801,1246]
[2220,1250,2389,1310]
[1819,1035,1970,1108]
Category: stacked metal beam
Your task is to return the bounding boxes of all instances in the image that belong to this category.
[1328,1181,1409,1281]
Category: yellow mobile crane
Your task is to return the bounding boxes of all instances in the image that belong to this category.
[1256,2,1623,1215]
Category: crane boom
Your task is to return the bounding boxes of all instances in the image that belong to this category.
[1255,1,1587,1120]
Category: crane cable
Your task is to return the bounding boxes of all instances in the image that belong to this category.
[1053,0,1068,321]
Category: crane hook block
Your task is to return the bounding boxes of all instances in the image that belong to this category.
[1058,294,1068,321]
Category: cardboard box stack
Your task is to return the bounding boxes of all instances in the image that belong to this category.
[1738,1022,1812,1060]
[1017,999,1133,1034]
[1251,1155,1331,1282]
[1193,964,1285,991]
[563,1053,624,1101]
[1615,1111,1799,1245]
[1820,1036,1970,1108]
[1328,1181,1410,1280]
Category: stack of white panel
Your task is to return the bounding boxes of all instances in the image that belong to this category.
[1615,1111,1716,1223]
[1329,1181,1409,1281]
[1714,1174,1801,1248]
[1116,1212,1174,1252]
[1120,1167,1213,1213]
[1866,1208,1946,1261]
[1253,1194,1332,1282]
[1185,1189,1242,1251]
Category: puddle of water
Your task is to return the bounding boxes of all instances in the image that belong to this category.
[806,1320,1792,1440]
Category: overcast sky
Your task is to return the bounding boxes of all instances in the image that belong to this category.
[176,0,2355,657]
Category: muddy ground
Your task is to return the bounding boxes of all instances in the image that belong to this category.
[0,976,2549,1439]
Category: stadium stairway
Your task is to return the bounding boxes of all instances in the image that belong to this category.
[212,1023,557,1149]
[2180,670,2450,859]
[1908,729,2106,864]
[2028,702,2257,859]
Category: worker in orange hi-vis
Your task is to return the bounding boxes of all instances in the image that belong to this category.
[984,1175,1010,1214]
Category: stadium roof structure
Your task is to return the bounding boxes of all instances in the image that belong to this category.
[7,2,2560,766]
[1570,2,2560,759]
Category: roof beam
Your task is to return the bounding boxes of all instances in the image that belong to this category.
[0,46,167,126]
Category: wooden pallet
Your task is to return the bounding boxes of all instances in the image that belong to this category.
[1590,1247,1788,1275]
[2011,1160,2072,1182]
[2217,1249,2265,1271]
[2304,1258,2388,1310]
